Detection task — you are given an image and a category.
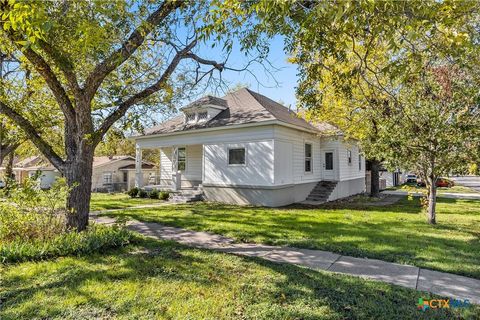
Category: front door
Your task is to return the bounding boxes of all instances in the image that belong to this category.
[323,150,335,180]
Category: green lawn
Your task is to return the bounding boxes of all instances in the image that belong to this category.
[102,197,480,279]
[387,184,479,194]
[1,238,476,319]
[90,193,163,211]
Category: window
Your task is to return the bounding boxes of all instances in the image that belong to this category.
[123,171,128,183]
[358,154,362,171]
[228,148,246,165]
[177,147,186,171]
[305,143,312,172]
[185,113,195,123]
[103,172,112,185]
[325,152,333,170]
[347,150,352,165]
[198,111,208,121]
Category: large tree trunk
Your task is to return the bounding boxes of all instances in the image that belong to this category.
[64,148,94,231]
[370,159,381,197]
[426,177,437,224]
[4,150,14,180]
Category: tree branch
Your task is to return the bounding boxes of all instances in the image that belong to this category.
[37,39,82,99]
[93,39,203,145]
[84,1,183,101]
[4,32,76,121]
[0,101,65,171]
[0,141,21,165]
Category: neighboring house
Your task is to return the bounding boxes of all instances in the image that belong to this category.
[91,156,156,192]
[2,156,62,189]
[1,155,156,191]
[133,88,366,206]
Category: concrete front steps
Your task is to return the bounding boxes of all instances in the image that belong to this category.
[170,186,204,203]
[305,181,337,202]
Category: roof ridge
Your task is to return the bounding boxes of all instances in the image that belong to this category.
[242,88,279,119]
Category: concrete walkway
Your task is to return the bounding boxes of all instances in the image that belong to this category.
[92,214,480,304]
[382,190,480,200]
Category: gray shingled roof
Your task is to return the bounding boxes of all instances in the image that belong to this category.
[141,88,337,136]
[181,95,228,110]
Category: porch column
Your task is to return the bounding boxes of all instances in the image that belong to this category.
[171,146,180,191]
[135,146,143,188]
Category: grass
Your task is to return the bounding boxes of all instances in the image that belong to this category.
[90,192,163,211]
[102,197,480,279]
[1,238,477,319]
[387,184,479,194]
[0,224,132,263]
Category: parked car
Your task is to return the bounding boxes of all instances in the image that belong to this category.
[416,178,454,188]
[0,180,4,188]
[405,174,417,184]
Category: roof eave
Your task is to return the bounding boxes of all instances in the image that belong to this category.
[131,119,327,141]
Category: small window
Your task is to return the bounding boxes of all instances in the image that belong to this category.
[185,113,195,123]
[103,172,112,185]
[305,143,312,172]
[358,155,362,171]
[347,150,352,165]
[177,147,186,171]
[198,111,208,121]
[228,148,246,165]
[123,171,128,183]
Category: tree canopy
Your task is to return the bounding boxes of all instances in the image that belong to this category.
[249,0,480,223]
[0,0,266,230]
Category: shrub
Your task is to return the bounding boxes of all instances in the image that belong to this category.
[127,187,139,198]
[149,189,159,199]
[0,224,133,263]
[159,191,170,201]
[0,177,69,243]
[138,189,148,198]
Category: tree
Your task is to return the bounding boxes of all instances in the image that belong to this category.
[0,1,262,230]
[251,0,480,223]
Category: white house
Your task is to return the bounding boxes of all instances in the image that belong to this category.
[133,88,365,206]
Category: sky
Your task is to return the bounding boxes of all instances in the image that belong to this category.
[217,36,299,108]
[186,35,299,109]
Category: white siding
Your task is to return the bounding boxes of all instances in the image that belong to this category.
[274,140,293,184]
[273,126,321,184]
[28,170,61,189]
[337,139,365,181]
[159,147,173,181]
[185,144,202,181]
[204,140,274,186]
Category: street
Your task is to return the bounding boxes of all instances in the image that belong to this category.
[450,176,480,192]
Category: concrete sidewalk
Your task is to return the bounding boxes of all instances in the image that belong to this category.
[92,214,480,304]
[382,190,480,200]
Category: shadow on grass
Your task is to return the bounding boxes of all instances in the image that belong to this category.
[2,239,476,319]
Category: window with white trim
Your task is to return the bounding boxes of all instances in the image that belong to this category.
[103,172,113,184]
[177,147,186,171]
[228,148,246,165]
[358,154,362,171]
[305,143,312,172]
[347,150,352,165]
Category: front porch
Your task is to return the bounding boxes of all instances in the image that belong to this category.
[135,144,203,192]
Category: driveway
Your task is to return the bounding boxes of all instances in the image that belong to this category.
[450,175,480,192]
